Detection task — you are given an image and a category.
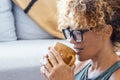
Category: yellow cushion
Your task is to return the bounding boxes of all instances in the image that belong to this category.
[13,0,64,39]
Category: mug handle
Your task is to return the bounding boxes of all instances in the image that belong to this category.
[68,55,76,67]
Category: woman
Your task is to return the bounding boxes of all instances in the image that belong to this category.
[40,0,120,80]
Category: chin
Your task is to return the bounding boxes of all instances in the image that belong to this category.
[77,55,89,61]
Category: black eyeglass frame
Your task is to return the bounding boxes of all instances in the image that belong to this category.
[62,27,92,42]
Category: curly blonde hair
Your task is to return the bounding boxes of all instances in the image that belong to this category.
[57,0,120,50]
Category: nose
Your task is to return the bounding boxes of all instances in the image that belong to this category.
[70,36,76,44]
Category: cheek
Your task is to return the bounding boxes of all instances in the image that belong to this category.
[83,34,103,55]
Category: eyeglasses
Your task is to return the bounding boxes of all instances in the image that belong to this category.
[62,27,92,42]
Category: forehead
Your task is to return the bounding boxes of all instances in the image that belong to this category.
[68,14,93,30]
[68,21,91,31]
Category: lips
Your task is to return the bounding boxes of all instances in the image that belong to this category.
[74,47,84,55]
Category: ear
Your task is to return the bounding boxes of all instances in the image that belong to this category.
[103,25,113,40]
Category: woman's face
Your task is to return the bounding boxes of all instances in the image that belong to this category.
[70,29,104,61]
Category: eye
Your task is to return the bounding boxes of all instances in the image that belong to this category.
[73,31,82,41]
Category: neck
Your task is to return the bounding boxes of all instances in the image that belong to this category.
[90,42,120,71]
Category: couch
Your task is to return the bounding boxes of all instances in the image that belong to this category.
[0,39,73,80]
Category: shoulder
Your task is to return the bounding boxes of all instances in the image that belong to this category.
[109,68,120,80]
[74,60,91,75]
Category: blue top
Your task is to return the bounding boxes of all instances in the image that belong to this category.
[74,60,120,80]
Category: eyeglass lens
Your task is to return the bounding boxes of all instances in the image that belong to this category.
[73,31,82,42]
[64,29,82,42]
[64,29,71,41]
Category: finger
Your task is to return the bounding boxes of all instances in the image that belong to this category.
[40,66,47,79]
[40,66,46,78]
[51,48,64,64]
[45,54,49,58]
[41,72,49,80]
[43,66,50,79]
[48,50,58,66]
[44,58,53,72]
[40,66,49,80]
[40,54,48,66]
[48,46,51,50]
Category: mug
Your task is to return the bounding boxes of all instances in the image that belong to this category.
[52,42,76,66]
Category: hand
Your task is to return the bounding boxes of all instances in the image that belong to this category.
[40,48,75,80]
